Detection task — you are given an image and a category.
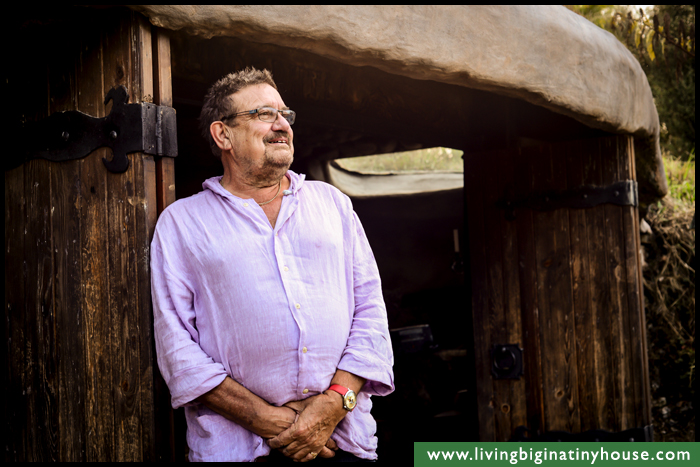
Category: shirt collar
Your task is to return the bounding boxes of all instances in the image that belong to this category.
[202,170,306,200]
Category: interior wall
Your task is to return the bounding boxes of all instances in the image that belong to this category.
[351,189,466,336]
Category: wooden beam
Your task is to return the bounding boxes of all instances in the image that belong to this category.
[153,28,177,216]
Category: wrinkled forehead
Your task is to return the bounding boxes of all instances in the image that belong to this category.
[229,83,288,111]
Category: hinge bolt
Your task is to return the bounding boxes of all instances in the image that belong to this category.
[61,131,69,141]
[110,130,118,140]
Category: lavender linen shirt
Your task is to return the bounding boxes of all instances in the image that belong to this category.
[151,170,394,462]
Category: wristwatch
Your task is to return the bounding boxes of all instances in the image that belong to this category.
[327,384,357,411]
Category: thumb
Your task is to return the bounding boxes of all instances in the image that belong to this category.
[266,429,292,450]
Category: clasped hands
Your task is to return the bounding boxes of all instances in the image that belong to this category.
[263,391,347,462]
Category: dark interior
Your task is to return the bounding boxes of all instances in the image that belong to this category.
[168,31,607,457]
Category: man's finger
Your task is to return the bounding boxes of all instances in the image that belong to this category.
[325,437,338,450]
[317,446,336,459]
[284,400,304,414]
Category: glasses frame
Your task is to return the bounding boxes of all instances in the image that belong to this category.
[221,106,296,125]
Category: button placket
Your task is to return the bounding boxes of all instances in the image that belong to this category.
[270,191,310,400]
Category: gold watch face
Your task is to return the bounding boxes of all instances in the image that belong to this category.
[344,390,357,410]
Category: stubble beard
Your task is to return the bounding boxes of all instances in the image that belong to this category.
[226,125,294,188]
[242,144,294,188]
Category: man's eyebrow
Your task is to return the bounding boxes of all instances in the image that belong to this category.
[261,104,290,110]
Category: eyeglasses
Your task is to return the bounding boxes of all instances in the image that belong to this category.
[221,107,296,125]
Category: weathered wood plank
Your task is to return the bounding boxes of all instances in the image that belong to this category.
[138,155,159,460]
[616,136,638,430]
[5,163,27,461]
[566,138,598,432]
[513,146,545,438]
[4,25,52,460]
[156,158,177,214]
[481,148,509,441]
[52,161,86,461]
[635,172,653,429]
[79,14,115,460]
[134,15,159,461]
[500,148,527,436]
[580,138,616,430]
[531,143,579,434]
[103,10,142,461]
[48,25,88,461]
[151,24,179,461]
[604,136,640,430]
[153,27,177,215]
[464,152,495,440]
[154,28,173,107]
[24,157,57,461]
[21,36,58,458]
[601,137,629,430]
[618,136,647,429]
[626,137,652,428]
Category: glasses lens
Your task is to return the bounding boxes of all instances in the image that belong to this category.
[256,108,295,125]
[257,108,276,122]
[280,110,296,125]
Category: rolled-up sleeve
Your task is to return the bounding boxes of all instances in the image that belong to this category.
[337,210,395,396]
[151,223,228,409]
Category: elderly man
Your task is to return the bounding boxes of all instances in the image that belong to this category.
[150,67,394,462]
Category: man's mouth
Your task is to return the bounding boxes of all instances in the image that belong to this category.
[267,136,289,145]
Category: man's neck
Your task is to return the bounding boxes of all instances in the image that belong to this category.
[219,171,291,229]
[219,168,289,204]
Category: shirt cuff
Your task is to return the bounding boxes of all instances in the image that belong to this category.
[168,367,229,409]
[337,350,394,397]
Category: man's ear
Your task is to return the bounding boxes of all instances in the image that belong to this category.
[210,121,231,151]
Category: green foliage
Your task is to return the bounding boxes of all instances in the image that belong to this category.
[565,5,618,28]
[632,5,696,160]
[335,147,464,174]
[664,148,695,203]
[567,5,695,160]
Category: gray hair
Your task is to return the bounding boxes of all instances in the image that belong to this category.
[199,67,278,158]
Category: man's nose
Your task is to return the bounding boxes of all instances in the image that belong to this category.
[272,112,292,131]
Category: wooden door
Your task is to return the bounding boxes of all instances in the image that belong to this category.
[465,135,651,441]
[4,7,176,461]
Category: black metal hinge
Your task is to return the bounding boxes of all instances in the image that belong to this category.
[9,86,177,173]
[497,180,638,220]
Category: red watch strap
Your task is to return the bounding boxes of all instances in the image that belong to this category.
[328,384,349,396]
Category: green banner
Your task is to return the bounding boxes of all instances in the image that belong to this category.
[414,442,698,466]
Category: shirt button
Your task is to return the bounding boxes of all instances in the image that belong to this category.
[295,303,301,309]
[243,202,249,207]
[303,389,309,394]
[302,347,308,353]
[283,266,289,272]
